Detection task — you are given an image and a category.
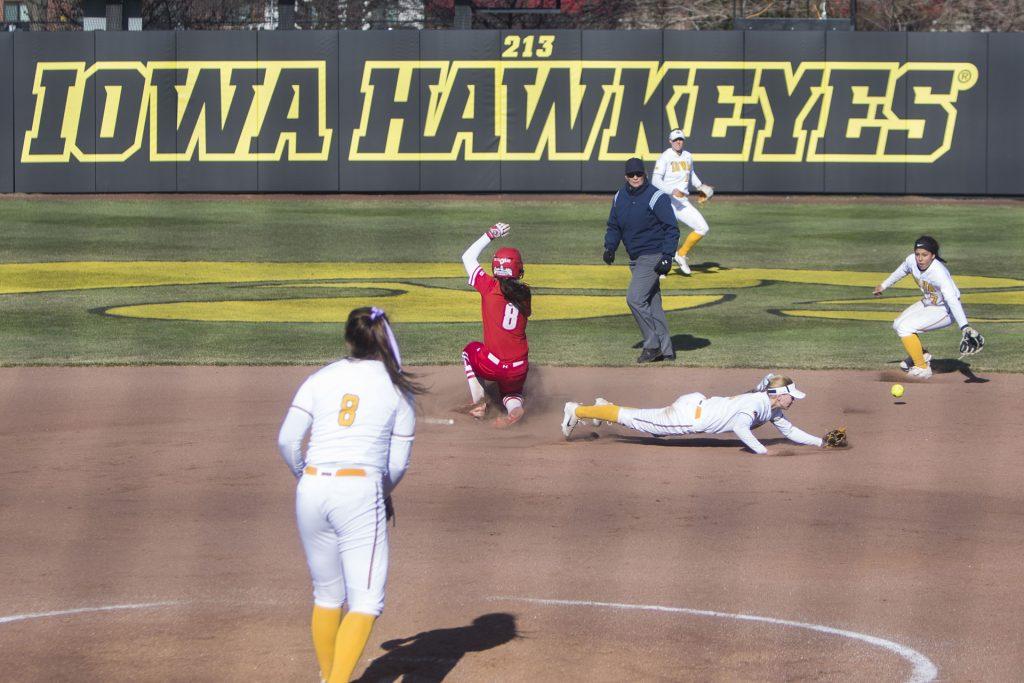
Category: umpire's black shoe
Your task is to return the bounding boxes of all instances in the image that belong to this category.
[663,353,677,361]
[636,348,664,363]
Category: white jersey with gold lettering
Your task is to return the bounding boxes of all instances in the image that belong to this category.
[651,147,710,237]
[287,358,415,471]
[617,391,822,455]
[652,148,703,199]
[880,254,969,330]
[277,356,416,617]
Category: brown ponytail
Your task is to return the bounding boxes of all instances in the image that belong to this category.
[498,278,532,317]
[344,307,426,396]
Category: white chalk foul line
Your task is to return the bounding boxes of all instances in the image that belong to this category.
[491,596,937,683]
[0,601,180,626]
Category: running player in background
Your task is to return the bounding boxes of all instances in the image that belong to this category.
[873,235,983,379]
[561,374,825,455]
[277,306,424,682]
[652,129,714,276]
[460,223,531,427]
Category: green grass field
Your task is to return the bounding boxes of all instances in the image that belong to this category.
[1,195,1022,370]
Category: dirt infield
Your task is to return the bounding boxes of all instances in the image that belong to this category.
[1,365,1021,681]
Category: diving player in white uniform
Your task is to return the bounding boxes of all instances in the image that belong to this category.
[651,129,714,275]
[561,374,823,455]
[277,306,424,682]
[873,235,982,379]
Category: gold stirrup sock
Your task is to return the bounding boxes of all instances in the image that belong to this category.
[575,403,621,423]
[311,605,342,681]
[328,611,376,683]
[677,231,703,257]
[900,334,927,368]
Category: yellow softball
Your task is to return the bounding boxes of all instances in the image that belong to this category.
[891,383,905,398]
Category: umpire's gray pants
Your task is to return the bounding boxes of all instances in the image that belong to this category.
[627,253,673,357]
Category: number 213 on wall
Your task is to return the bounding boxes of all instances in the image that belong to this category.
[503,35,555,58]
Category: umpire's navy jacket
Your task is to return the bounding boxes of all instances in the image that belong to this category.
[604,181,680,260]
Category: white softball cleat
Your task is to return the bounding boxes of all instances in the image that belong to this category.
[590,397,611,426]
[906,365,933,379]
[900,352,932,371]
[675,254,691,275]
[561,402,580,439]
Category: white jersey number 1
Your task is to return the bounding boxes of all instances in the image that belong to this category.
[501,303,519,331]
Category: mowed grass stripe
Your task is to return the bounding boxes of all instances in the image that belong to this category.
[0,196,1022,370]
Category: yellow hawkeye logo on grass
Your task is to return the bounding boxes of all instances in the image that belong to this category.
[1,261,1022,324]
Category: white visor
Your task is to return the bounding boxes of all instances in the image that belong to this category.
[766,382,806,399]
[669,129,686,141]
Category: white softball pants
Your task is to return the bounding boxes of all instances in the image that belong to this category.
[893,300,954,337]
[296,471,388,615]
[670,198,709,235]
[618,392,705,436]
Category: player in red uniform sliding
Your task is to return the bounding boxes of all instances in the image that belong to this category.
[460,223,531,427]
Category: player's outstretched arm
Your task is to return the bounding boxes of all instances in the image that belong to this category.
[461,223,509,279]
[732,421,768,455]
[771,415,824,448]
[875,258,913,295]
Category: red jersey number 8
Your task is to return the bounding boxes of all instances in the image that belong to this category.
[501,303,519,331]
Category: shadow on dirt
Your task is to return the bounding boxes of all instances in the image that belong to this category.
[355,612,519,682]
[882,357,990,384]
[931,357,990,383]
[610,435,805,453]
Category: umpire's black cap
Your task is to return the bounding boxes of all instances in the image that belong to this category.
[624,157,645,175]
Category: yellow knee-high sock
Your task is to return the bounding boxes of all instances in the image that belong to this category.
[575,403,622,423]
[677,231,703,257]
[900,334,927,368]
[328,611,376,683]
[311,606,342,681]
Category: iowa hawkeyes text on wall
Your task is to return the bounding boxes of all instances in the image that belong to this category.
[21,59,976,165]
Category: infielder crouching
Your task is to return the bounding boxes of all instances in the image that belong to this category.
[873,235,985,379]
[562,374,831,455]
[278,307,424,682]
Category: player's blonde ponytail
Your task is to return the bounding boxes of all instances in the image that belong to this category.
[345,307,426,396]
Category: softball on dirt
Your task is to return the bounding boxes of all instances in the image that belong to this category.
[891,383,905,398]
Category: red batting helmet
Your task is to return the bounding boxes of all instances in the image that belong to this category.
[492,247,524,280]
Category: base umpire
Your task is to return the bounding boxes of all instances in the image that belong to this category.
[603,157,681,363]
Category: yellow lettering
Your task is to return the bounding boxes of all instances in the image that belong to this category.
[22,59,975,165]
[23,60,333,163]
[351,60,977,164]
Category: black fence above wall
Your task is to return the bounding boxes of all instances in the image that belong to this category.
[7,30,1022,195]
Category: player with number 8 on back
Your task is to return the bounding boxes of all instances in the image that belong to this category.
[460,223,532,427]
[277,306,425,683]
